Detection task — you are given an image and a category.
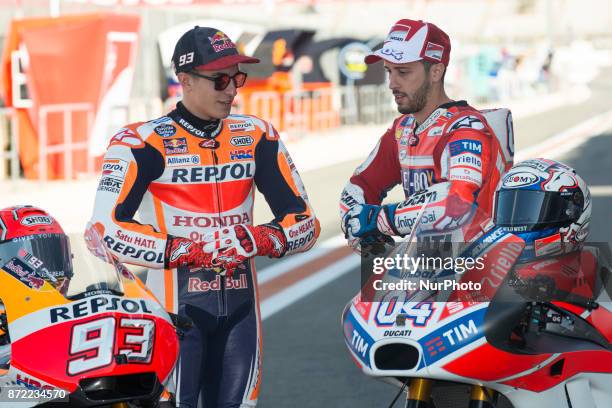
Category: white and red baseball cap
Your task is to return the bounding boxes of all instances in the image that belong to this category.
[365,19,451,66]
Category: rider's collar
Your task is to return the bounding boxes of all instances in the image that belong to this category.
[414,100,468,135]
[439,100,467,109]
[170,102,223,138]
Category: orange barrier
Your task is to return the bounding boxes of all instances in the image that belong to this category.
[0,13,140,180]
[239,82,341,138]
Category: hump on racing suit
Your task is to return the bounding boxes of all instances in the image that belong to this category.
[89,107,319,294]
[340,101,514,243]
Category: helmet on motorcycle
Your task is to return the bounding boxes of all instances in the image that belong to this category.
[0,206,73,294]
[493,159,591,261]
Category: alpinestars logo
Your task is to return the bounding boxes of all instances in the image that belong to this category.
[449,116,485,131]
[170,241,191,262]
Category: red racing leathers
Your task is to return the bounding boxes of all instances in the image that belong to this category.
[340,100,512,245]
[89,102,319,407]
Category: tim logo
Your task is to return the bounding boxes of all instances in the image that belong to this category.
[449,140,482,156]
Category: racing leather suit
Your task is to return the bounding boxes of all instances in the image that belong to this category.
[340,101,512,244]
[90,102,319,407]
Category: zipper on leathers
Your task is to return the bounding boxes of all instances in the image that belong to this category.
[211,148,227,316]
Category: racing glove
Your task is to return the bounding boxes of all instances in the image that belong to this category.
[342,203,400,239]
[164,236,213,270]
[203,224,287,276]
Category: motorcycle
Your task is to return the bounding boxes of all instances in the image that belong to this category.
[342,212,612,408]
[0,226,179,407]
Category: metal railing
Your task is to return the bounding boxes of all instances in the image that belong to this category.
[38,103,95,181]
[0,108,19,181]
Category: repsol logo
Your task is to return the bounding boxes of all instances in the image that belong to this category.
[178,117,221,138]
[171,163,254,183]
[103,236,164,263]
[229,121,255,132]
[49,295,153,323]
[286,230,315,251]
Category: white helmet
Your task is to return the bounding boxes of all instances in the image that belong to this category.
[493,158,591,260]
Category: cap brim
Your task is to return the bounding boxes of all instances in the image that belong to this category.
[196,55,260,71]
[364,48,423,65]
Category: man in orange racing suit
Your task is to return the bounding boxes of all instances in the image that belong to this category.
[90,26,319,408]
[341,19,512,248]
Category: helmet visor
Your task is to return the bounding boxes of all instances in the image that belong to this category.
[0,233,72,291]
[494,190,582,230]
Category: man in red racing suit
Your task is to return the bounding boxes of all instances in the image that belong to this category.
[341,19,512,248]
[90,26,319,408]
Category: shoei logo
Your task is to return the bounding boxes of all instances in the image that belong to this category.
[20,215,53,227]
[503,172,539,188]
[230,136,254,147]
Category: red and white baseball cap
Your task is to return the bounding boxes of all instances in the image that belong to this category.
[365,19,451,66]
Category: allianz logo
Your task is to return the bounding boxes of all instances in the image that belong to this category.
[166,154,201,167]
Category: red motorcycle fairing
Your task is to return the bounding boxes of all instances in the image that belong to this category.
[9,295,178,394]
[342,224,612,402]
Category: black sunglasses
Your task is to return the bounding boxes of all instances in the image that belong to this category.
[189,70,248,91]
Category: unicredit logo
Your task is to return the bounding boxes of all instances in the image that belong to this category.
[171,162,254,183]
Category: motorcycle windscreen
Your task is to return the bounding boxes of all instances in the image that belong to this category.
[0,233,73,293]
[494,189,581,230]
[64,230,125,299]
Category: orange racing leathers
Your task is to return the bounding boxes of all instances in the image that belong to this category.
[340,101,512,245]
[89,102,319,407]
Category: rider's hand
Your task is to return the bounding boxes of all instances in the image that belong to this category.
[164,236,213,269]
[202,224,286,276]
[359,234,395,257]
[342,204,399,241]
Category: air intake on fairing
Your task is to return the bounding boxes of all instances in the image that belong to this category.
[374,343,420,370]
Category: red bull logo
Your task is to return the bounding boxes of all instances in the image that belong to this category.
[27,275,45,289]
[163,137,188,155]
[208,31,235,53]
[3,258,45,290]
[188,274,248,292]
